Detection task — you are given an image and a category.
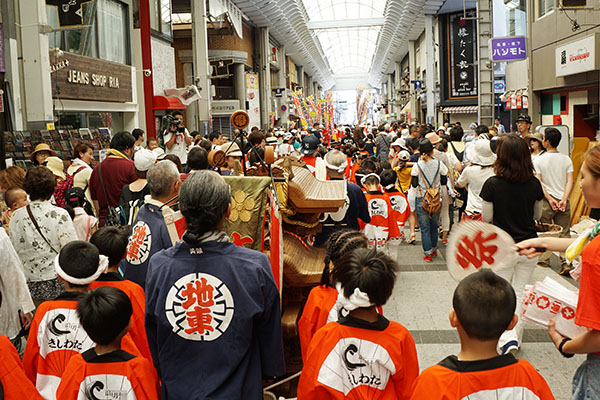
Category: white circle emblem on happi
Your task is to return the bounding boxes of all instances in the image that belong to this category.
[165,273,235,341]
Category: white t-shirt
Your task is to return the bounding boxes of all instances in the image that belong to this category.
[164,128,189,164]
[456,165,496,214]
[533,151,574,200]
[411,159,448,193]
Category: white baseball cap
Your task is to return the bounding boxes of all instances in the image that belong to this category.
[134,148,158,172]
[397,150,410,161]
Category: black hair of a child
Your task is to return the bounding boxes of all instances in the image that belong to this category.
[77,286,132,345]
[320,229,368,287]
[362,173,380,187]
[90,226,132,267]
[59,241,100,288]
[354,168,371,189]
[361,158,377,173]
[332,247,398,307]
[453,269,516,341]
[379,169,397,188]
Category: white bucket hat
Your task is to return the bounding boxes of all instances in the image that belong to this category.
[470,139,496,166]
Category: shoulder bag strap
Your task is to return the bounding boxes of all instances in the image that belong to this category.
[98,162,111,205]
[417,162,433,189]
[26,205,58,254]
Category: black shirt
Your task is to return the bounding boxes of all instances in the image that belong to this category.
[479,176,544,242]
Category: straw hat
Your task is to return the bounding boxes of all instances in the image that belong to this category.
[45,156,66,180]
[526,131,544,146]
[470,140,496,166]
[30,143,57,163]
[221,142,243,157]
[425,132,442,145]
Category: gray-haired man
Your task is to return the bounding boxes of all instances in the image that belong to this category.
[123,160,181,288]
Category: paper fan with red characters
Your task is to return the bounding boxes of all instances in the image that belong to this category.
[446,220,517,281]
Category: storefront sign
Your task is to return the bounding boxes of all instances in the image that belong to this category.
[212,100,240,115]
[556,35,596,77]
[45,0,92,27]
[490,36,527,62]
[50,51,132,103]
[272,88,285,98]
[446,11,478,99]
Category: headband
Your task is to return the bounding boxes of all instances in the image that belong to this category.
[55,254,109,285]
[324,159,348,174]
[360,173,380,186]
[336,282,374,311]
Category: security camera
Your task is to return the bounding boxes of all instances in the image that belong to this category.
[143,69,152,77]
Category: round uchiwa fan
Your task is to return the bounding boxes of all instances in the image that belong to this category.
[446,220,517,281]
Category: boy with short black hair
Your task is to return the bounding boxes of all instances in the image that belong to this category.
[22,241,140,400]
[410,269,554,399]
[298,248,418,399]
[57,286,159,399]
[89,226,151,360]
[22,241,101,399]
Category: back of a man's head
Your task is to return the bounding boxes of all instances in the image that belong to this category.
[110,131,136,152]
[187,147,209,171]
[450,126,464,142]
[453,269,516,341]
[544,128,561,149]
[147,160,181,199]
[209,131,221,143]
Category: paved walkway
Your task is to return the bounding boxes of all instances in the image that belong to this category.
[384,236,582,400]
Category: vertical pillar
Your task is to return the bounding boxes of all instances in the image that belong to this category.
[183,61,198,131]
[408,41,417,123]
[425,16,436,126]
[191,0,211,134]
[19,0,53,127]
[2,0,24,130]
[477,0,494,126]
[257,27,271,128]
[277,46,288,124]
[296,65,304,91]
[387,71,398,116]
[234,63,246,110]
[138,0,155,137]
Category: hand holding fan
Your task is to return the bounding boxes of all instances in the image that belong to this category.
[446,220,546,281]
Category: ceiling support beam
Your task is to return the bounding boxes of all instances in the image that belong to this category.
[307,18,385,29]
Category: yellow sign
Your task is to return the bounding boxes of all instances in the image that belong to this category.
[46,123,55,130]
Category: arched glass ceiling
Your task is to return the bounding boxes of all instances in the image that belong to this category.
[316,27,380,73]
[301,0,386,75]
[302,0,385,20]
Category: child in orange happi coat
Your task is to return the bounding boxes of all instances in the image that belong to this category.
[298,229,368,361]
[298,248,418,399]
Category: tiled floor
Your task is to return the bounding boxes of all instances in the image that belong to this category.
[383,237,583,400]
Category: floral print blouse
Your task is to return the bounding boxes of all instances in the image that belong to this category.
[9,200,77,282]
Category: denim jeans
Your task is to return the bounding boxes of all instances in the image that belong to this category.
[416,197,440,255]
[573,354,600,400]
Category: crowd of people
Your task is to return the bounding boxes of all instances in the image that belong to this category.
[0,110,599,400]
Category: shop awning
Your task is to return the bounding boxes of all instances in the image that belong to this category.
[441,106,479,114]
[153,96,186,110]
